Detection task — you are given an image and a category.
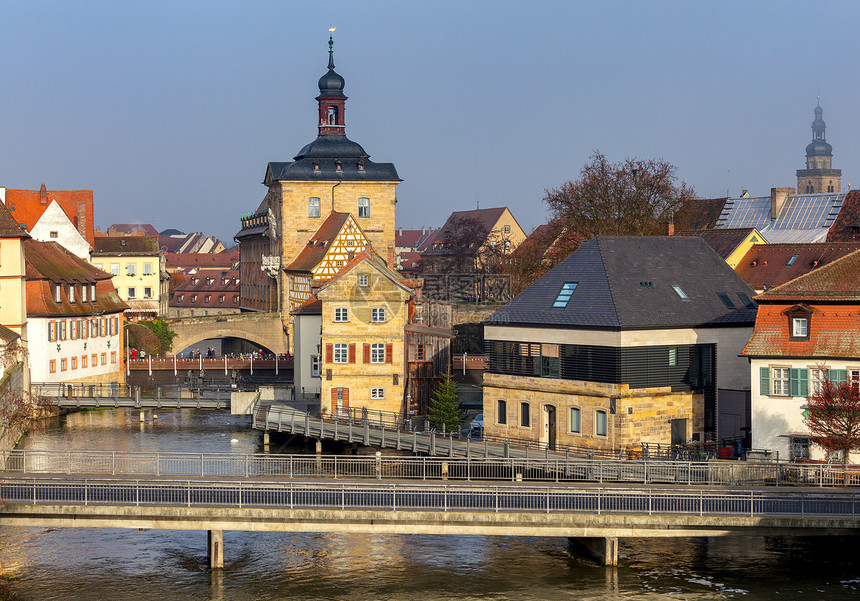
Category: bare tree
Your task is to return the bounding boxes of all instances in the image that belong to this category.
[544,151,695,239]
[803,375,860,465]
[504,219,585,294]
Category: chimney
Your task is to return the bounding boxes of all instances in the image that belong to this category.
[77,201,87,239]
[39,183,47,206]
[770,187,793,220]
[666,222,674,236]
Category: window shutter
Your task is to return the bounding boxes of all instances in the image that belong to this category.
[363,344,370,363]
[348,343,356,364]
[799,368,808,397]
[829,369,847,385]
[385,343,393,364]
[325,343,333,364]
[760,367,770,396]
[343,388,349,408]
[790,369,800,397]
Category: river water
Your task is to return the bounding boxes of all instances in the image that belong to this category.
[1,409,859,601]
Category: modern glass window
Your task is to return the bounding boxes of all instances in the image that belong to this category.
[334,308,348,322]
[127,263,136,276]
[371,307,386,322]
[371,343,385,363]
[595,410,607,436]
[772,367,790,396]
[497,400,507,424]
[110,264,119,275]
[371,388,385,399]
[672,285,689,300]
[570,407,581,433]
[792,317,808,337]
[359,274,369,287]
[333,343,348,363]
[358,197,370,218]
[144,263,153,275]
[308,197,321,218]
[520,402,530,427]
[552,282,578,308]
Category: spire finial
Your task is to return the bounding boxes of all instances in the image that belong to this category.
[328,27,336,70]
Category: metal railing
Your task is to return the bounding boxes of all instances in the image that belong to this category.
[2,478,859,519]
[3,450,860,487]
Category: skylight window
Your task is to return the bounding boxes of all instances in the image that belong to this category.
[737,292,757,310]
[717,293,736,309]
[787,254,799,266]
[552,282,578,308]
[672,285,690,300]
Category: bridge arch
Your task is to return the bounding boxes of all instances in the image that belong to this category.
[166,313,289,355]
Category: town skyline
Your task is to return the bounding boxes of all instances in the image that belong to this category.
[1,0,858,243]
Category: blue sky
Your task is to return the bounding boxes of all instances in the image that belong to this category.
[1,1,858,243]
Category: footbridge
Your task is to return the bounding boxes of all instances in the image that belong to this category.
[165,312,288,355]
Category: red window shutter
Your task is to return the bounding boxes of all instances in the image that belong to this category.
[331,389,337,402]
[348,343,356,364]
[385,343,393,364]
[343,388,349,409]
[363,343,370,363]
[325,343,333,363]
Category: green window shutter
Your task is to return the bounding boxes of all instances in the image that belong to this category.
[790,368,808,397]
[800,368,808,397]
[790,369,799,397]
[760,367,770,396]
[828,369,848,385]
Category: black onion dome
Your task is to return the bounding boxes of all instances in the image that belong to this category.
[318,68,345,96]
[806,139,832,157]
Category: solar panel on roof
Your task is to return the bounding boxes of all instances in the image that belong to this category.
[719,197,771,229]
[774,194,842,230]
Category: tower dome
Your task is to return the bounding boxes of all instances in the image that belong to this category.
[317,35,345,97]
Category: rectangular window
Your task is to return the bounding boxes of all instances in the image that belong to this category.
[110,264,119,275]
[311,356,321,377]
[570,407,581,433]
[49,360,56,373]
[91,283,96,300]
[358,197,370,218]
[359,274,369,287]
[60,358,67,371]
[100,317,106,337]
[828,369,848,385]
[144,287,153,299]
[520,402,530,427]
[811,367,827,394]
[792,317,808,338]
[308,197,321,218]
[672,285,689,300]
[81,285,88,302]
[69,286,76,303]
[127,263,136,276]
[111,351,117,364]
[371,307,386,322]
[371,388,385,399]
[371,343,385,363]
[128,287,136,299]
[416,344,426,361]
[771,367,790,396]
[70,320,77,340]
[504,224,511,233]
[669,347,677,366]
[552,282,577,308]
[71,357,77,370]
[541,344,559,378]
[48,321,55,342]
[595,410,607,436]
[101,353,107,365]
[334,307,348,322]
[79,319,87,339]
[55,284,62,303]
[91,353,98,367]
[59,320,67,341]
[143,263,153,275]
[497,400,507,424]
[82,355,88,369]
[333,343,348,364]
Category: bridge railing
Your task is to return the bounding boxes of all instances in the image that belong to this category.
[3,450,859,487]
[2,477,859,518]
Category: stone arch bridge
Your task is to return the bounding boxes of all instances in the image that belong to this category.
[165,313,288,355]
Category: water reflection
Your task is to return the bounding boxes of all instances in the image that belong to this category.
[2,409,860,600]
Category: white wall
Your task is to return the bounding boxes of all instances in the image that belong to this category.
[293,313,321,396]
[29,316,123,383]
[30,201,91,259]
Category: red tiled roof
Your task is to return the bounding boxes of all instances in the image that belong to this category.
[24,239,127,317]
[285,212,352,272]
[737,243,860,293]
[395,228,438,251]
[827,189,860,242]
[743,302,860,358]
[292,295,322,315]
[675,228,758,260]
[753,247,860,302]
[398,251,423,274]
[5,185,95,245]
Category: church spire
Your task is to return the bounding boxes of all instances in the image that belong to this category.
[797,98,841,194]
[317,30,347,136]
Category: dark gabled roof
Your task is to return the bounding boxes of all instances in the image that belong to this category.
[673,197,728,231]
[754,247,860,302]
[92,235,160,255]
[436,207,509,241]
[25,239,113,283]
[110,223,159,236]
[0,324,20,344]
[735,242,860,291]
[675,228,759,259]
[285,212,352,273]
[826,189,860,242]
[0,201,30,238]
[486,235,757,330]
[265,134,400,183]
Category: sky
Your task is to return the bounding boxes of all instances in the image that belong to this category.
[1,1,859,244]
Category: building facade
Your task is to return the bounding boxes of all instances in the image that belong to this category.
[91,235,168,320]
[796,101,841,194]
[169,268,240,318]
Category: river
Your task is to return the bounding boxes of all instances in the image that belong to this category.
[1,409,859,600]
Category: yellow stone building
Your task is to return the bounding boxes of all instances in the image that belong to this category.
[316,253,414,416]
[0,199,30,390]
[258,36,401,350]
[91,235,168,321]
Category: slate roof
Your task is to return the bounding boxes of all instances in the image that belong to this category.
[0,324,20,344]
[170,268,240,309]
[486,235,757,330]
[285,212,351,272]
[674,228,760,260]
[166,248,238,270]
[734,243,860,291]
[265,134,400,182]
[110,223,159,236]
[753,247,860,302]
[92,235,160,256]
[673,197,728,231]
[0,200,30,238]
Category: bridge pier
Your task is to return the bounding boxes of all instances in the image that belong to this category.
[569,536,619,566]
[208,529,224,569]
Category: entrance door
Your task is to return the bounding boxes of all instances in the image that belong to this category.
[330,388,349,416]
[542,405,557,450]
[670,418,687,447]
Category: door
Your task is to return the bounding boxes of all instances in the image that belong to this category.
[670,418,687,447]
[331,388,349,416]
[542,405,557,450]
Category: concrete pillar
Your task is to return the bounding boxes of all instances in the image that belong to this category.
[208,529,224,569]
[263,432,270,446]
[569,536,618,566]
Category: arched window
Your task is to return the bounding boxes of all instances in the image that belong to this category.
[327,106,338,125]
